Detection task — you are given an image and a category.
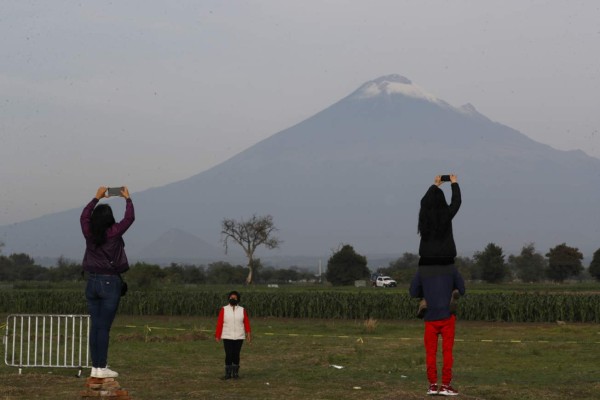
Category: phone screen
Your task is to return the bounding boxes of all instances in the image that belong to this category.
[107,187,122,196]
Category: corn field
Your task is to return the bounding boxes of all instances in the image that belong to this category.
[1,290,599,322]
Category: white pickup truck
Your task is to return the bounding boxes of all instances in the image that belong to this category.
[371,275,397,288]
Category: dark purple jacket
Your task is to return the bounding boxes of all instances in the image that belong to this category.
[80,198,135,274]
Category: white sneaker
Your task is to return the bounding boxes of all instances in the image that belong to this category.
[90,367,98,377]
[93,367,119,378]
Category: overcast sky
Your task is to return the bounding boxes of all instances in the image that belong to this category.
[1,0,599,226]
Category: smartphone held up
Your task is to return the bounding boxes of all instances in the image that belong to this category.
[440,175,451,182]
[106,187,124,197]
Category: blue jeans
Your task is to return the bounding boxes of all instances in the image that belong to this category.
[85,274,121,368]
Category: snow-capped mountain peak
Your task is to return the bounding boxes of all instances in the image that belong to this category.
[350,74,442,104]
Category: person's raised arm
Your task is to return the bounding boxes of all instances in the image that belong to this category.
[448,175,461,218]
[109,186,135,236]
[120,186,130,200]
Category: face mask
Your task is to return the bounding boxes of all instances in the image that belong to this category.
[229,298,238,306]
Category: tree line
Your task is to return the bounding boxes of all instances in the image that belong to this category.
[324,243,600,286]
[2,241,600,286]
[220,216,600,285]
[376,243,600,284]
[0,253,316,287]
[124,261,316,287]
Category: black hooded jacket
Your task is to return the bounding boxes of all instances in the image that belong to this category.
[418,183,461,265]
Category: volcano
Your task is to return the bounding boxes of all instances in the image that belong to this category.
[2,74,599,263]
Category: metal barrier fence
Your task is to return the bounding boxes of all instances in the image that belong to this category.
[3,314,90,375]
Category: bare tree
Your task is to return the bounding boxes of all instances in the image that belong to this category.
[221,214,281,284]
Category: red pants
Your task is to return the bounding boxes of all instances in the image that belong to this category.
[424,315,456,385]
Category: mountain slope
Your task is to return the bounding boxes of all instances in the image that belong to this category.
[135,228,224,262]
[2,74,599,262]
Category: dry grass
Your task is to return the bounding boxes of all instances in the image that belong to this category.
[2,316,599,399]
[363,317,378,333]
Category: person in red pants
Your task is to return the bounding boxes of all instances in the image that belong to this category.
[410,175,465,396]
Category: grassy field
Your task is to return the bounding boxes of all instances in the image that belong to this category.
[2,315,599,399]
[3,282,600,322]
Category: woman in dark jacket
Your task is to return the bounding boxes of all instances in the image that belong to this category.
[410,175,465,396]
[417,175,461,264]
[81,186,134,378]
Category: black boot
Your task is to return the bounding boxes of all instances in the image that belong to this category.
[221,365,232,380]
[232,364,240,379]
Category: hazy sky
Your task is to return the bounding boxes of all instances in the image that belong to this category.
[1,0,599,226]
